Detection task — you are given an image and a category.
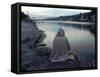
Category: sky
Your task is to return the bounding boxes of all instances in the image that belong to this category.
[21,6,91,19]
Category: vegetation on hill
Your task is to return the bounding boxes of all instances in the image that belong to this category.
[45,10,96,22]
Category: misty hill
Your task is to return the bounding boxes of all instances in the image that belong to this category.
[44,10,96,22]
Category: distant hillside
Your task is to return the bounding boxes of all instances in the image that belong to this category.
[45,10,96,22]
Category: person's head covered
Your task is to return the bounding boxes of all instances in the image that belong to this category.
[56,27,65,37]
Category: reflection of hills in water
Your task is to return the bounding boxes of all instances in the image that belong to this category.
[37,21,95,36]
[58,23,95,36]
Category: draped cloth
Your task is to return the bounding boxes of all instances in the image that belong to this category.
[50,28,71,62]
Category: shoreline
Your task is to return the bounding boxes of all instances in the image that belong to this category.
[36,20,95,25]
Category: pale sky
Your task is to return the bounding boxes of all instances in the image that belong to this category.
[21,6,91,19]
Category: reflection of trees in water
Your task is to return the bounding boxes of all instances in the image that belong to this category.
[59,23,95,36]
[81,24,95,36]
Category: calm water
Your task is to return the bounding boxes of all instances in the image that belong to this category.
[36,21,95,66]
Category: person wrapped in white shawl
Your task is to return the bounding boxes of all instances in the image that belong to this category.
[50,27,71,62]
